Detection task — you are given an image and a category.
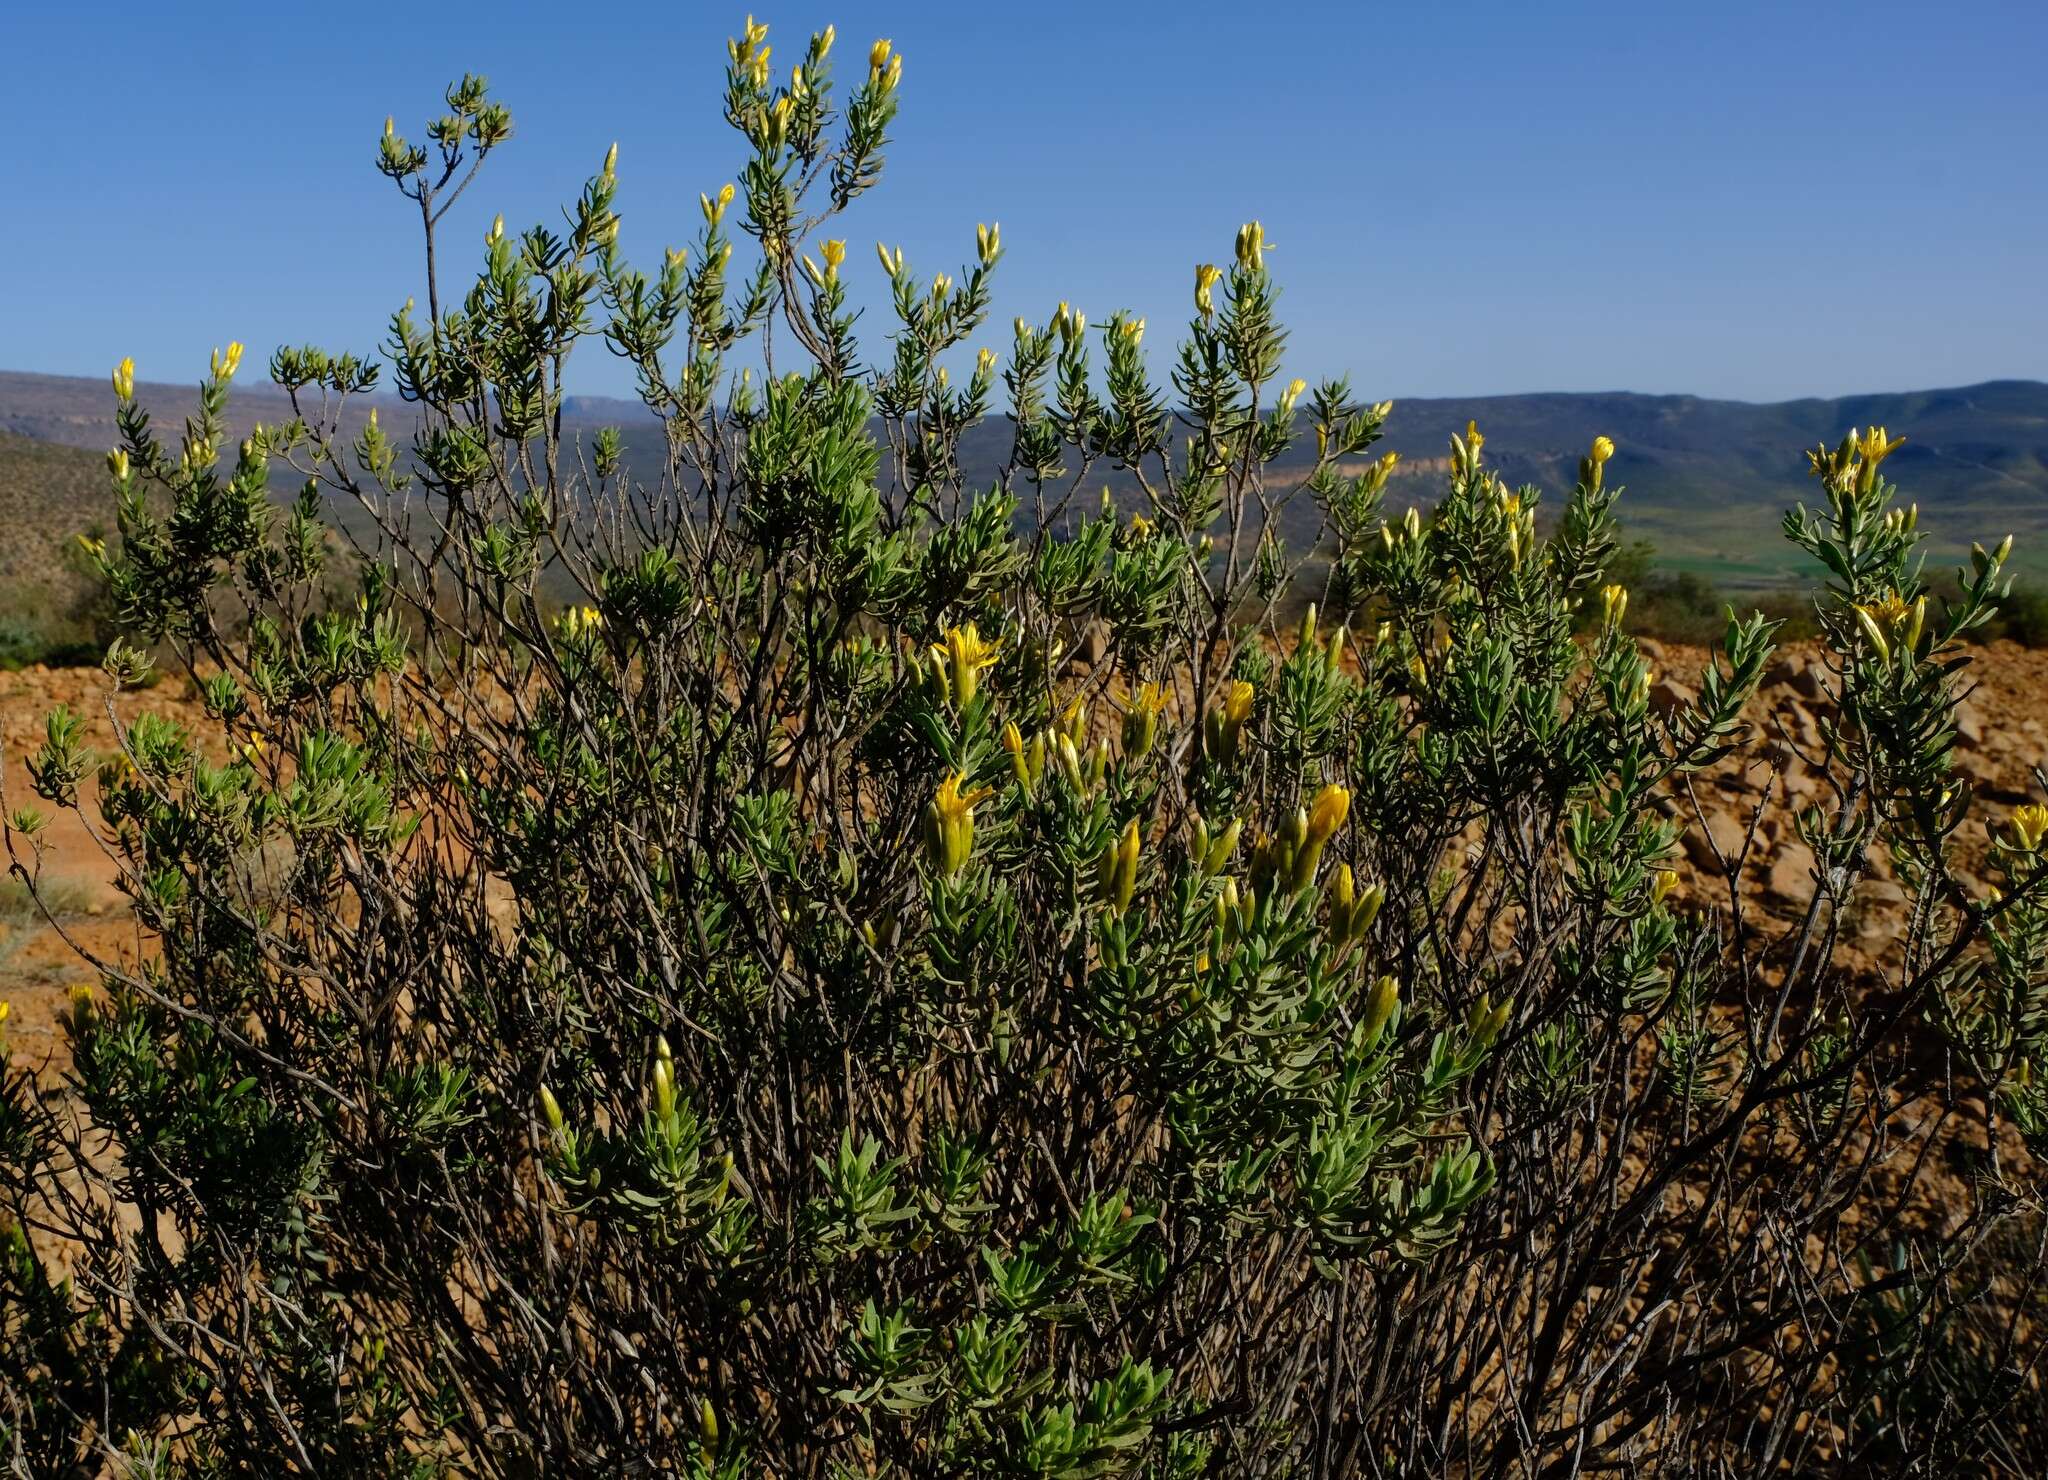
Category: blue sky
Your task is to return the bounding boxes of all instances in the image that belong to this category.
[5,0,2043,404]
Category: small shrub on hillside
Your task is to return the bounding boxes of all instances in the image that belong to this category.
[4,23,2047,1476]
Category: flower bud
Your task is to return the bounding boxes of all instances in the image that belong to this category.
[112,356,135,402]
[1362,975,1400,1045]
[1234,221,1272,271]
[1305,784,1351,847]
[1111,818,1141,912]
[1581,434,1615,491]
[1203,818,1243,878]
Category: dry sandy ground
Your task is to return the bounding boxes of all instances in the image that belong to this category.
[0,666,209,1074]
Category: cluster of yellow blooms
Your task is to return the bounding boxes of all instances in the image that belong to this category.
[1249,783,1351,895]
[1806,425,1907,497]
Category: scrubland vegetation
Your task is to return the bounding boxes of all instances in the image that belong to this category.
[5,19,2048,1476]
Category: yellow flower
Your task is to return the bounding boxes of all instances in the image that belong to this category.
[1360,449,1399,494]
[560,605,604,640]
[1194,262,1223,317]
[932,623,1001,708]
[730,13,769,64]
[869,37,892,74]
[1651,868,1680,905]
[1305,783,1350,846]
[885,54,902,88]
[1807,430,1866,494]
[1234,221,1274,271]
[976,221,1000,266]
[1856,425,1905,473]
[1450,420,1484,478]
[112,356,135,401]
[1599,583,1629,629]
[2009,804,2048,853]
[923,771,993,877]
[1224,679,1254,727]
[1590,435,1614,467]
[976,347,997,378]
[0,1000,10,1029]
[1122,681,1168,758]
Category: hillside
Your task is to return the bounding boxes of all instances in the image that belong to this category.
[0,430,112,663]
[6,368,2047,594]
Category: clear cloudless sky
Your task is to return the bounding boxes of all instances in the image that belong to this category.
[4,0,2044,404]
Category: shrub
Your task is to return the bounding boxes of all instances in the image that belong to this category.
[4,22,2045,1475]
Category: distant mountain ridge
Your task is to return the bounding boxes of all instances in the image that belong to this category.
[4,368,2045,589]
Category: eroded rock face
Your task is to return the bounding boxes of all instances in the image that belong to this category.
[1647,638,2048,969]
